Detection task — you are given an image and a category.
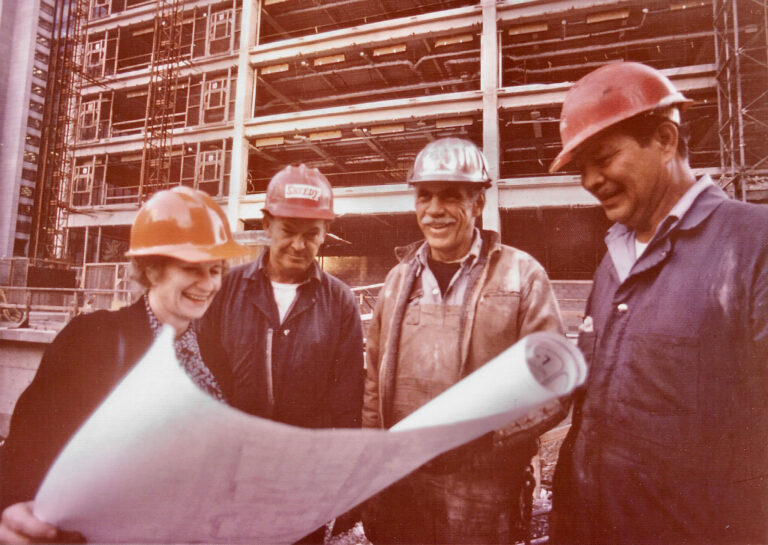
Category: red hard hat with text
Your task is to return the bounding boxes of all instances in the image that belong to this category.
[264,164,335,220]
[126,186,247,262]
[549,62,692,172]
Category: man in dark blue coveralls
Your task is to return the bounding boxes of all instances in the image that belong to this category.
[549,61,768,545]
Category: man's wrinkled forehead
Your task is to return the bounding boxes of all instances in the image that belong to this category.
[413,182,475,199]
[271,214,327,231]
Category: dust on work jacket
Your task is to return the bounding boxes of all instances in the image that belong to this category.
[363,229,568,457]
[551,181,768,544]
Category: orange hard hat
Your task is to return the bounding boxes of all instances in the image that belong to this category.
[409,137,491,186]
[126,186,248,262]
[263,164,335,220]
[549,62,693,173]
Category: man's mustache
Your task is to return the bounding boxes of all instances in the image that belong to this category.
[421,218,456,227]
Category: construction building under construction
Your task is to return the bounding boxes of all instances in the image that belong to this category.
[1,0,767,304]
[0,0,767,514]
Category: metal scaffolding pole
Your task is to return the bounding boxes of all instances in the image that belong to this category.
[31,0,89,260]
[138,0,184,200]
[713,0,768,201]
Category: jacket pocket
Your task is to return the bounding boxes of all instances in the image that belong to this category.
[612,333,700,450]
[476,290,521,339]
[621,333,698,414]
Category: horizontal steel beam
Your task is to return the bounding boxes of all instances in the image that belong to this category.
[499,175,597,207]
[67,208,138,228]
[499,64,717,110]
[497,0,639,24]
[68,167,722,227]
[0,327,56,343]
[85,0,225,33]
[244,90,483,138]
[80,56,237,95]
[250,5,482,66]
[73,126,232,157]
[239,178,595,219]
[500,167,723,209]
[244,64,715,138]
[253,169,723,220]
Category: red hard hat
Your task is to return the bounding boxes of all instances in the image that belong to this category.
[549,62,692,173]
[264,164,335,220]
[409,137,491,186]
[126,186,247,262]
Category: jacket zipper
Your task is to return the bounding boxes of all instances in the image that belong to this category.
[266,328,275,415]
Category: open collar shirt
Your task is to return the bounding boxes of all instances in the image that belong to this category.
[605,175,715,283]
[413,228,484,306]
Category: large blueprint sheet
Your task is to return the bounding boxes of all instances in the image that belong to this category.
[34,328,585,544]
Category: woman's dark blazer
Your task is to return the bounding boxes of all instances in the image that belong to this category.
[0,298,152,509]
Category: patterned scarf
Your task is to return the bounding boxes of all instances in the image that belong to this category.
[143,295,225,402]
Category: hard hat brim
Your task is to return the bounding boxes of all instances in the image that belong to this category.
[549,149,574,174]
[408,176,492,186]
[263,203,335,221]
[549,96,693,173]
[125,240,249,262]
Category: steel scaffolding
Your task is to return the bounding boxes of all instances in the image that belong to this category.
[713,0,768,200]
[138,0,184,199]
[31,0,90,260]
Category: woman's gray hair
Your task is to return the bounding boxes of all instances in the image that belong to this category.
[129,255,172,289]
[130,256,230,290]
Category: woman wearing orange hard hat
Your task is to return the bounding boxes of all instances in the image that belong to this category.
[0,187,247,543]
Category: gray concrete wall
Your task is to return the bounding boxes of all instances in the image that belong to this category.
[0,335,49,437]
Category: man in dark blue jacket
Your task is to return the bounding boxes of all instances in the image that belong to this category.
[197,165,365,543]
[549,62,768,544]
[197,165,364,430]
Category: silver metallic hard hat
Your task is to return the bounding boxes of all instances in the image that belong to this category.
[408,137,492,186]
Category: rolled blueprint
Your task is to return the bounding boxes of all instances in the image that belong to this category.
[35,329,585,544]
[393,331,586,430]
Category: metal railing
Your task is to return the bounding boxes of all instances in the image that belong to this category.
[0,286,135,328]
[351,283,383,320]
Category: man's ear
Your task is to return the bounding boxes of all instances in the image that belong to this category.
[322,221,331,240]
[655,120,679,160]
[473,191,486,219]
[317,221,330,245]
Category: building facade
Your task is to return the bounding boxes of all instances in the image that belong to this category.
[0,0,58,257]
[14,0,768,285]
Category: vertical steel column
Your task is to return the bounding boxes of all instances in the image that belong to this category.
[228,0,259,231]
[731,0,747,201]
[83,225,89,267]
[95,225,102,263]
[481,0,500,233]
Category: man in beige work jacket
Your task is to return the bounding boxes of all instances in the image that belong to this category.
[361,137,567,544]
